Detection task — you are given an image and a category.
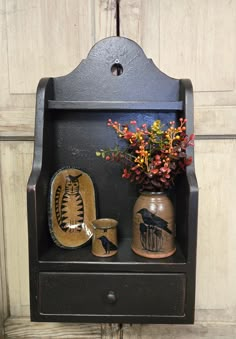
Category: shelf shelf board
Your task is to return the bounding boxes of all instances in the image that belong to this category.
[39,238,187,273]
[48,100,183,111]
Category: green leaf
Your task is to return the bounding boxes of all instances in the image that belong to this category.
[96,152,101,156]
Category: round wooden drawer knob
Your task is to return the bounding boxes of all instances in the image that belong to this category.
[106,291,117,304]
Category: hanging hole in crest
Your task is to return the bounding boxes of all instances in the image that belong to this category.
[111,63,123,76]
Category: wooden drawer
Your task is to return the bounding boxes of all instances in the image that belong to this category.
[38,272,186,317]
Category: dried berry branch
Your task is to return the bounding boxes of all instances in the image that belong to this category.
[96,119,194,192]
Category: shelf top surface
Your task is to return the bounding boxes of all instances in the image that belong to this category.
[39,238,187,272]
[48,100,183,111]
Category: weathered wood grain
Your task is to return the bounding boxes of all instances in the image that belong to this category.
[0,111,35,138]
[0,0,35,109]
[0,142,33,317]
[120,0,236,107]
[194,106,236,136]
[4,317,101,339]
[94,0,116,41]
[5,0,116,94]
[101,324,121,339]
[0,165,8,339]
[122,323,236,339]
[159,0,236,92]
[4,318,236,339]
[0,182,4,338]
[6,0,93,94]
[195,139,236,320]
[120,0,160,65]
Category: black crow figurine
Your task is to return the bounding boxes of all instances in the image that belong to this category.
[98,236,117,254]
[137,208,172,234]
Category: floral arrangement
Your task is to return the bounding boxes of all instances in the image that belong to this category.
[96,118,194,191]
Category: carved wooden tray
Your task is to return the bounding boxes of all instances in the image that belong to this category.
[48,168,96,249]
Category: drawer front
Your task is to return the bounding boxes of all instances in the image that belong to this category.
[38,272,186,316]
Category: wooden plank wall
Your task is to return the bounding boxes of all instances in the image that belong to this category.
[0,0,236,338]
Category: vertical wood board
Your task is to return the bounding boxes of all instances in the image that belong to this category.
[0,168,7,339]
[0,0,38,109]
[120,0,236,107]
[120,0,160,66]
[0,141,33,317]
[195,139,236,312]
[94,0,116,41]
[6,0,94,93]
[159,0,236,92]
[1,0,116,105]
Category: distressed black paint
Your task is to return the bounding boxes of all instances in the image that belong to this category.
[27,37,198,323]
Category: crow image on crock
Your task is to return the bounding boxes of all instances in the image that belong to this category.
[137,208,172,252]
[98,236,118,254]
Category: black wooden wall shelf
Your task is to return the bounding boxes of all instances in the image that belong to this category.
[27,37,198,324]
